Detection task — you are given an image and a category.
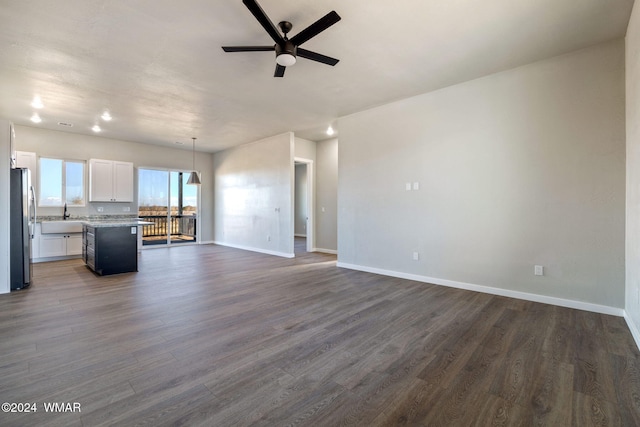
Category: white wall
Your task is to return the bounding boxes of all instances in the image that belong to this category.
[315,137,338,252]
[13,125,215,242]
[294,164,308,236]
[626,3,640,341]
[0,120,11,294]
[213,132,294,257]
[294,137,316,161]
[338,39,625,312]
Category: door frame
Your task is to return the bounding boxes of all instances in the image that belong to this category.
[294,157,314,252]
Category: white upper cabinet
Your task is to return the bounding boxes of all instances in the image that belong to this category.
[15,151,37,186]
[113,161,134,201]
[89,159,134,202]
[89,159,113,202]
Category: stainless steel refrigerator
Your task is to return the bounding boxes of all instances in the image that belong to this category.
[10,168,35,290]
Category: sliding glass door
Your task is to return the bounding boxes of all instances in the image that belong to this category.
[138,169,198,246]
[169,171,197,244]
[138,169,169,245]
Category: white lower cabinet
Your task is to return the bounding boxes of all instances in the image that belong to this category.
[39,234,83,258]
[67,234,83,255]
[31,223,40,259]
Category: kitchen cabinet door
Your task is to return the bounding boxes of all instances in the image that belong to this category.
[66,234,83,255]
[113,161,134,202]
[89,159,115,202]
[39,233,83,258]
[16,151,37,187]
[89,159,134,202]
[39,235,67,258]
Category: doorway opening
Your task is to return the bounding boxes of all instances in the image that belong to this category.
[294,158,313,254]
[138,169,198,246]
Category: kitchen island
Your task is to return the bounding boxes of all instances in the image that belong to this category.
[83,219,153,276]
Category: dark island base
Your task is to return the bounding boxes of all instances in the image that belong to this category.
[83,225,138,275]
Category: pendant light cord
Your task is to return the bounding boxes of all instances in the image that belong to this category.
[187,137,201,185]
[192,137,196,170]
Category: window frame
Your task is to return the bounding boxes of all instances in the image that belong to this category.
[38,157,87,207]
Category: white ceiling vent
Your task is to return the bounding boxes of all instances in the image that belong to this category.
[57,122,73,127]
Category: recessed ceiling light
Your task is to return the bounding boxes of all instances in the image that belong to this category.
[101,111,112,121]
[92,125,101,132]
[30,113,42,123]
[31,96,43,109]
[326,126,335,136]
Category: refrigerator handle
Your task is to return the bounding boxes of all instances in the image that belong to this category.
[29,185,36,239]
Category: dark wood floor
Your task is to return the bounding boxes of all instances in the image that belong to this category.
[1,238,639,426]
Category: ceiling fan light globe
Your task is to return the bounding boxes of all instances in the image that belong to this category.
[276,53,296,67]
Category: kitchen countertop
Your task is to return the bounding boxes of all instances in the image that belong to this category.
[36,215,154,227]
[83,219,155,228]
[38,215,141,223]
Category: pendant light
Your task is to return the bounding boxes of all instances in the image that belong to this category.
[187,137,201,185]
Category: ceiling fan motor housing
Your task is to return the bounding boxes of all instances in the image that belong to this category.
[275,40,297,58]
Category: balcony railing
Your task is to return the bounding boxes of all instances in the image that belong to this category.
[138,215,196,244]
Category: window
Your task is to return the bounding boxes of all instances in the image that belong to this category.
[39,158,85,206]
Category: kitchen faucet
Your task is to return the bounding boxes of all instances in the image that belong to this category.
[63,203,70,220]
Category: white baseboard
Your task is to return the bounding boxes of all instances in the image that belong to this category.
[624,311,640,351]
[33,254,82,263]
[213,241,294,258]
[198,240,216,245]
[336,262,624,317]
[313,248,337,255]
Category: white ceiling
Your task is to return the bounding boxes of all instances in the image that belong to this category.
[0,0,634,152]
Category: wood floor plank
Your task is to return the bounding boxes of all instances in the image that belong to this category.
[0,239,638,426]
[610,354,640,425]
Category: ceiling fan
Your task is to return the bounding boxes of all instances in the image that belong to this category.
[222,0,341,77]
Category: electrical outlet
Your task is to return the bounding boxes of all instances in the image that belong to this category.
[534,265,544,276]
[97,206,104,212]
[123,206,130,212]
[267,235,271,242]
[413,252,419,261]
[413,182,419,190]
[405,182,411,191]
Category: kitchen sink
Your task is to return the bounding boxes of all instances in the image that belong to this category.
[40,221,83,234]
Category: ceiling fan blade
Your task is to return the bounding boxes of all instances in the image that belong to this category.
[297,48,339,66]
[242,0,285,44]
[290,11,341,46]
[222,46,275,52]
[274,64,286,77]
